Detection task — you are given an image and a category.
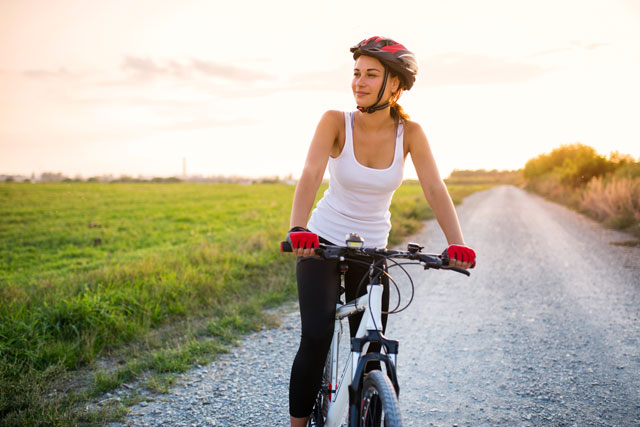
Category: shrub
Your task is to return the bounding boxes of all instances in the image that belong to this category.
[523,143,617,187]
[614,161,640,179]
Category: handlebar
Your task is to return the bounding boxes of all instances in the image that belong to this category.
[280,240,470,276]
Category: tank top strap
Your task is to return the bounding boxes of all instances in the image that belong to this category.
[395,119,405,164]
[343,111,354,156]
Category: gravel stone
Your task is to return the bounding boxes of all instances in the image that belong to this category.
[111,186,639,426]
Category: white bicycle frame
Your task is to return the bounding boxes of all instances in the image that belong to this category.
[323,282,397,427]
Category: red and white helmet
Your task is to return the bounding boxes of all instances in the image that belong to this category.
[350,36,418,90]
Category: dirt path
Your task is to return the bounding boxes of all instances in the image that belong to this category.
[392,185,640,425]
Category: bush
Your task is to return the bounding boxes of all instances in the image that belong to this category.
[558,152,615,187]
[523,143,615,187]
[614,161,640,179]
[524,145,640,235]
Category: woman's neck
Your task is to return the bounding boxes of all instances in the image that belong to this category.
[355,107,395,131]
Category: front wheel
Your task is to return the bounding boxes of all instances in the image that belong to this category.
[359,370,402,427]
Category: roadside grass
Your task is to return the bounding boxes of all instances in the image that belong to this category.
[525,174,640,239]
[579,176,640,237]
[0,181,489,424]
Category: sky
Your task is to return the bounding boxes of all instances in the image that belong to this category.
[1,0,639,179]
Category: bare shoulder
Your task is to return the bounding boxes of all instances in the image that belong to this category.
[318,110,344,131]
[403,119,429,153]
[404,119,426,139]
[314,110,345,155]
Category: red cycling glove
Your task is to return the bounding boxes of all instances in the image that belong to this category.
[445,244,476,268]
[286,227,319,250]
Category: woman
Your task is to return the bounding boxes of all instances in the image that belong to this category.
[285,36,476,426]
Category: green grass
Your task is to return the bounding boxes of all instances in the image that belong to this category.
[0,181,489,424]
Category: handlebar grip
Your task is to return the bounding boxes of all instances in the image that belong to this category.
[440,251,471,276]
[442,265,471,276]
[280,241,293,252]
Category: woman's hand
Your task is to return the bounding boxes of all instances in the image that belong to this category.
[293,246,318,257]
[444,244,476,270]
[286,228,320,258]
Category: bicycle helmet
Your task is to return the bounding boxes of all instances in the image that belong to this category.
[350,36,418,113]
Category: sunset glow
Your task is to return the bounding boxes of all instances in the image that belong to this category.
[1,0,639,179]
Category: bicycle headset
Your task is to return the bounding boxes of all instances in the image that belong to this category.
[350,36,419,114]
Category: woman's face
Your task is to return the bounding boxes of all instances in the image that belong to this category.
[352,55,399,107]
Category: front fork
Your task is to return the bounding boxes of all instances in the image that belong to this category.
[348,283,400,424]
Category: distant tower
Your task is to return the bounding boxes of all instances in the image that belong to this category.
[182,157,186,178]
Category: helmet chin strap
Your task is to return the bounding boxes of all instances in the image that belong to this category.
[357,66,390,114]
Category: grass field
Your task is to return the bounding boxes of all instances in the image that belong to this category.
[0,181,489,424]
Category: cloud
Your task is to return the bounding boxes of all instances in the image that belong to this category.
[159,117,260,131]
[419,53,547,87]
[16,56,341,97]
[119,55,274,83]
[190,58,272,81]
[121,56,165,75]
[22,67,74,79]
[119,55,189,83]
[529,41,609,58]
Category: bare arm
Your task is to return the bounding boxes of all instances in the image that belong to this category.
[406,121,466,246]
[289,111,342,255]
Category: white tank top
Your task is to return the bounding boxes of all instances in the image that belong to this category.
[307,111,405,248]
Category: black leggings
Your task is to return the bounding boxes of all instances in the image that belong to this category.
[288,238,390,418]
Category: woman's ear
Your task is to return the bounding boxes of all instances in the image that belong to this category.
[391,75,400,93]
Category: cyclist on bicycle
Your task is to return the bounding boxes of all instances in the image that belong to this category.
[285,36,476,427]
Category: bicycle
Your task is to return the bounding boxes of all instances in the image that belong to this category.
[281,233,470,427]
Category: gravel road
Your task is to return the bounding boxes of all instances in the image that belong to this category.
[114,186,640,426]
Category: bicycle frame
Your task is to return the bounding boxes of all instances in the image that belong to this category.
[324,281,399,427]
[281,235,470,426]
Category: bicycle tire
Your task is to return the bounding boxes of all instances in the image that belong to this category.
[359,370,402,427]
